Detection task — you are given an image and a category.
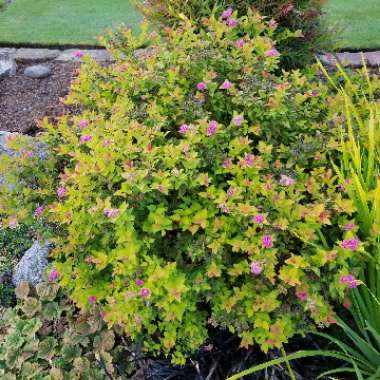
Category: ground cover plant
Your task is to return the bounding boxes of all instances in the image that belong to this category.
[0,0,141,45]
[0,280,134,380]
[324,0,380,50]
[0,10,370,367]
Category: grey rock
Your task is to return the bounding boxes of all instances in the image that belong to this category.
[318,53,337,67]
[336,52,365,68]
[133,47,157,60]
[318,52,366,69]
[0,48,16,57]
[12,241,53,286]
[0,131,16,156]
[0,53,16,78]
[0,130,48,159]
[24,64,51,79]
[365,51,380,66]
[15,48,59,61]
[55,48,112,62]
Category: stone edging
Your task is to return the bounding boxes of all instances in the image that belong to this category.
[0,47,113,62]
[1,47,379,67]
[319,51,380,68]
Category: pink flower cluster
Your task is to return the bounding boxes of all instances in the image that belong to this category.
[104,208,120,219]
[218,203,231,214]
[196,81,207,91]
[73,50,84,59]
[140,287,150,298]
[279,174,295,186]
[80,134,93,144]
[232,115,244,126]
[341,238,360,251]
[207,120,218,136]
[296,289,308,301]
[265,47,280,57]
[221,7,237,28]
[179,124,189,134]
[34,206,44,218]
[250,261,262,275]
[253,214,265,225]
[223,158,232,168]
[78,119,89,129]
[340,274,359,288]
[343,223,356,231]
[48,269,59,282]
[236,38,245,48]
[262,234,273,249]
[57,186,67,199]
[220,79,232,90]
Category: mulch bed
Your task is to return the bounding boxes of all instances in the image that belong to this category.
[0,61,79,134]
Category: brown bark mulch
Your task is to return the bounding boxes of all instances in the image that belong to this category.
[0,62,79,134]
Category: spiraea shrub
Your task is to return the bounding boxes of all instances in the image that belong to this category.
[0,13,364,363]
[137,0,333,68]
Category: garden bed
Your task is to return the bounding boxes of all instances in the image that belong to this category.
[0,61,78,134]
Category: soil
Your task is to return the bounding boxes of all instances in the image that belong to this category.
[0,61,79,134]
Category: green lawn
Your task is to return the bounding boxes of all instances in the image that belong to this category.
[325,0,380,50]
[0,0,141,46]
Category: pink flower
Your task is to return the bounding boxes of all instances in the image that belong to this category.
[48,269,59,282]
[73,50,84,59]
[136,279,144,287]
[221,7,233,19]
[279,174,295,186]
[179,124,189,134]
[341,238,360,251]
[103,139,113,146]
[223,158,232,168]
[220,79,232,90]
[80,134,92,144]
[232,115,244,126]
[250,261,262,275]
[218,203,230,214]
[140,287,150,298]
[340,274,359,288]
[253,214,265,225]
[78,119,89,129]
[228,18,238,28]
[296,290,308,301]
[227,188,235,197]
[311,90,319,97]
[197,82,207,91]
[57,186,67,199]
[268,19,277,29]
[88,295,97,305]
[207,120,217,137]
[343,223,356,231]
[262,234,273,249]
[8,218,18,229]
[34,206,44,218]
[243,153,255,167]
[104,208,119,219]
[339,179,350,192]
[236,38,245,48]
[265,47,280,57]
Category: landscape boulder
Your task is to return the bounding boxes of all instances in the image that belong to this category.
[0,52,17,78]
[12,241,53,286]
[24,64,51,79]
